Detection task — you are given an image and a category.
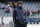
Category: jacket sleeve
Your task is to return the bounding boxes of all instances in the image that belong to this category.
[25,10,27,18]
[25,10,28,23]
[13,9,16,24]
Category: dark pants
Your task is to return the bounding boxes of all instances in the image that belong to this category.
[14,24,27,27]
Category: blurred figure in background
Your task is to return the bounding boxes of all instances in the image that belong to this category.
[31,10,34,16]
[13,1,17,9]
[1,3,5,9]
[38,10,40,14]
[35,10,37,14]
[30,10,33,16]
[27,9,30,17]
[5,1,12,13]
[34,10,38,16]
[9,1,12,7]
[5,4,10,13]
[5,3,12,13]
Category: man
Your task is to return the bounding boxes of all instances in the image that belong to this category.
[27,9,30,17]
[13,1,17,9]
[13,1,27,27]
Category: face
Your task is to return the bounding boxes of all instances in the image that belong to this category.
[14,2,17,6]
[18,4,22,7]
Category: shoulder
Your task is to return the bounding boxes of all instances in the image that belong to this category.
[23,9,27,12]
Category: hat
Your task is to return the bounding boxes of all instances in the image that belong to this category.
[18,1,22,4]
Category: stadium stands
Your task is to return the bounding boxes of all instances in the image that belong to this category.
[0,2,40,17]
[22,2,40,17]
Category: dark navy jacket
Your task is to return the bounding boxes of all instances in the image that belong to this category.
[13,6,27,24]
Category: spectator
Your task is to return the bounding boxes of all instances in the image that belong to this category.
[31,10,34,16]
[30,11,33,16]
[1,4,5,9]
[38,10,40,14]
[13,1,17,9]
[5,4,11,13]
[35,10,37,14]
[27,9,30,17]
[9,1,12,7]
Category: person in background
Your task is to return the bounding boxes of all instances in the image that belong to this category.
[5,4,11,13]
[27,9,30,17]
[9,1,12,7]
[38,10,40,14]
[35,10,37,14]
[31,10,34,16]
[34,10,38,16]
[13,1,17,9]
[1,3,5,9]
[30,11,33,16]
[13,1,27,27]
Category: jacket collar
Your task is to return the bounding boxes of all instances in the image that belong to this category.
[17,6,23,10]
